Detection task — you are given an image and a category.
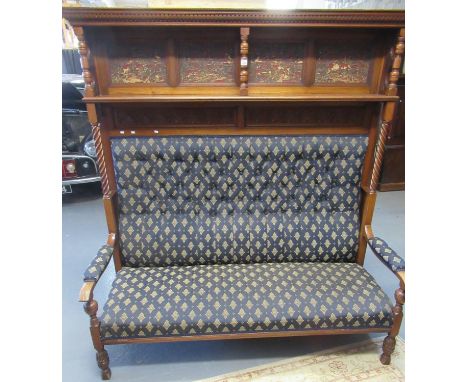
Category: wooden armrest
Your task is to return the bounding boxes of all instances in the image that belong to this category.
[79,281,96,302]
[397,271,405,286]
[79,233,115,302]
[364,225,405,287]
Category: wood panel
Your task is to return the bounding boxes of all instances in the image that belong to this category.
[105,102,373,133]
[88,27,240,96]
[245,104,367,127]
[113,105,237,129]
[84,27,393,97]
[102,327,389,345]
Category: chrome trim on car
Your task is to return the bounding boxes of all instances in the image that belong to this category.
[62,176,101,186]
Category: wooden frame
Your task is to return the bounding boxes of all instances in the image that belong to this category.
[84,25,393,98]
[66,8,405,380]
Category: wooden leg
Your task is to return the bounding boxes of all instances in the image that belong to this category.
[380,335,396,365]
[380,285,405,365]
[85,300,112,380]
[96,349,111,380]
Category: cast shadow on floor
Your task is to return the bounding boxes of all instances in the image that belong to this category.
[107,333,377,368]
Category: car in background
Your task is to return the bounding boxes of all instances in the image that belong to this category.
[62,74,100,194]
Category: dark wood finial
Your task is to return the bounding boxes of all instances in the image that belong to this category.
[240,27,250,96]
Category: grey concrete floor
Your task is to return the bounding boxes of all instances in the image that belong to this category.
[63,186,404,382]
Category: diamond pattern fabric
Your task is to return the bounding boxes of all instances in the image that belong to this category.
[110,136,368,267]
[368,237,405,272]
[99,262,393,339]
[83,245,114,282]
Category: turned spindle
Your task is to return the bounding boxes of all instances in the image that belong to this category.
[73,26,96,98]
[84,300,111,380]
[240,27,250,96]
[387,28,405,97]
[380,286,405,365]
[370,28,405,193]
[91,123,110,198]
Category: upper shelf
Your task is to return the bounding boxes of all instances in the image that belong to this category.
[62,8,405,28]
[83,94,398,103]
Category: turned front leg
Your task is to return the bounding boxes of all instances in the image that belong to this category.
[380,285,405,365]
[84,300,111,380]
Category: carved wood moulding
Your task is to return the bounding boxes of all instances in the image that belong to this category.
[63,9,405,28]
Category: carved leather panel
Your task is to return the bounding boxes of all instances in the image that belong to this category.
[179,41,235,84]
[315,42,372,84]
[109,46,167,84]
[250,42,305,84]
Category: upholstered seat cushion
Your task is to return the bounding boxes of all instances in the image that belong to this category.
[99,262,393,339]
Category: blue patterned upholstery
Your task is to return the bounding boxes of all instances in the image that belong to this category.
[83,245,114,282]
[110,136,368,267]
[368,237,405,272]
[99,262,393,339]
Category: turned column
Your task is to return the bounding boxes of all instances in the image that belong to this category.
[91,123,111,198]
[240,27,250,96]
[84,299,111,379]
[73,26,96,98]
[370,29,405,193]
[381,285,405,365]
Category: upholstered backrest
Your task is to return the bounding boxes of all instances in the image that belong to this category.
[111,135,368,267]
